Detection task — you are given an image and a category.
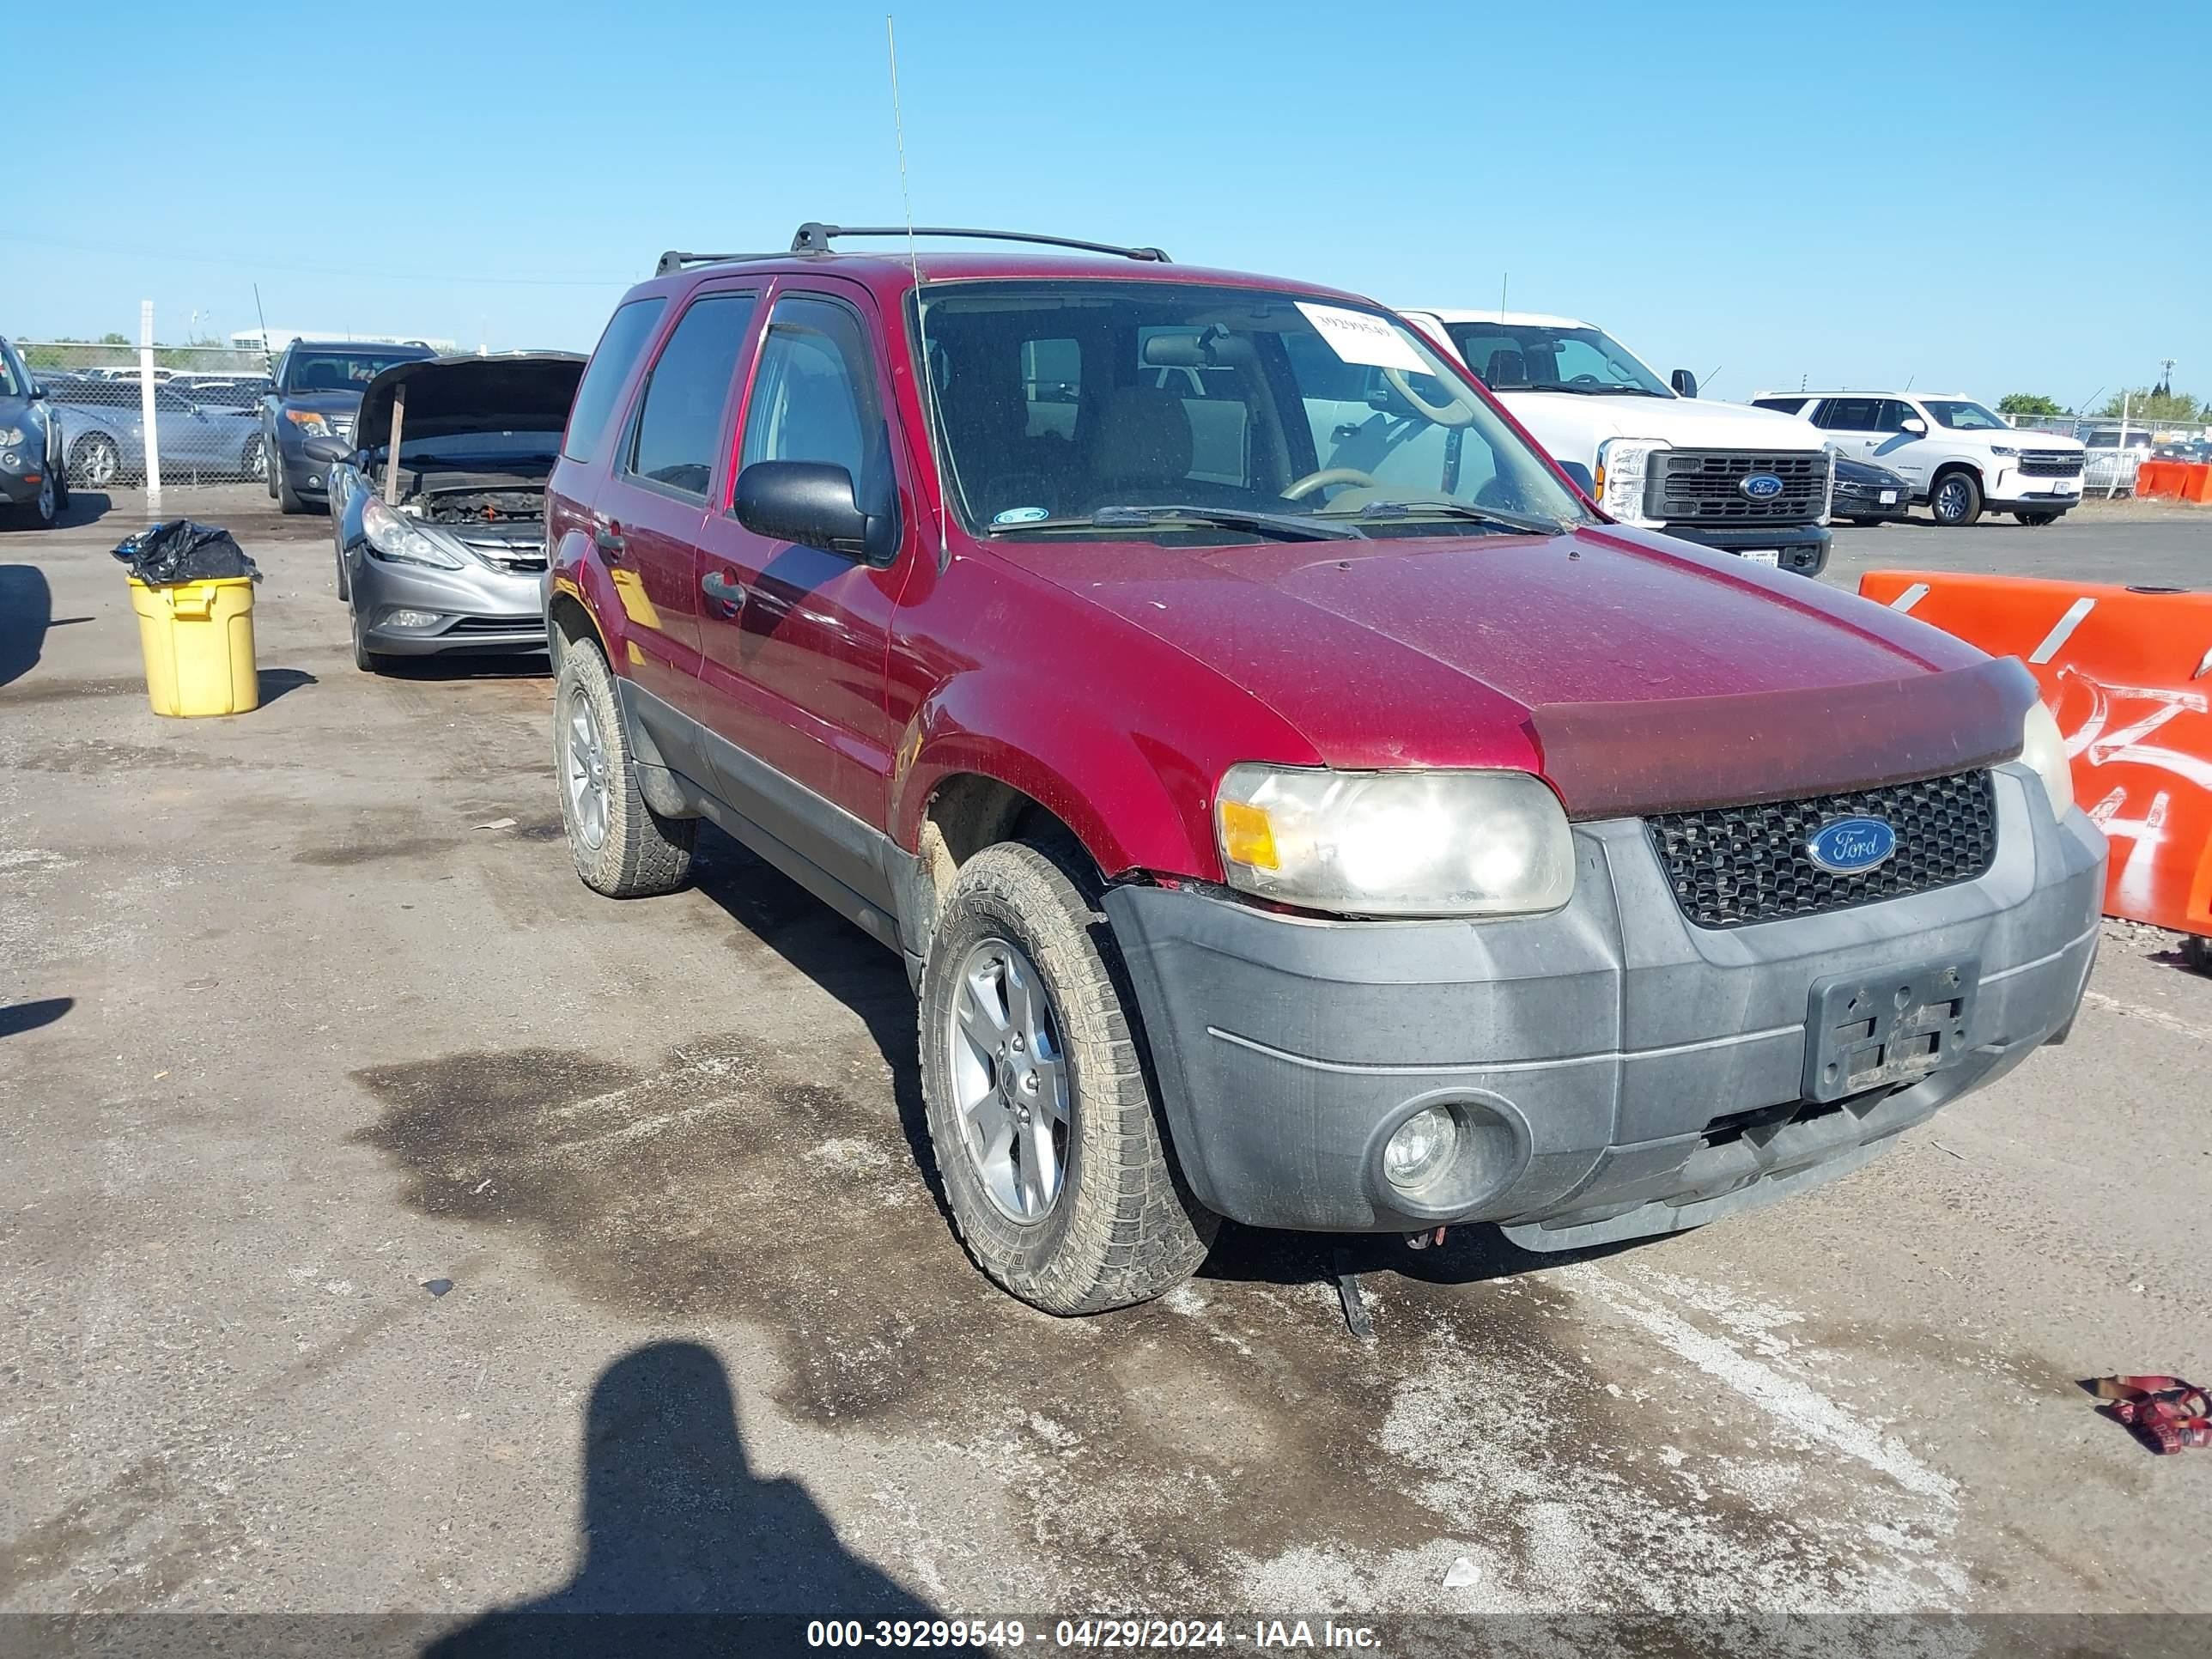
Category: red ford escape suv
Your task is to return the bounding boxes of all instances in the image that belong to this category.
[544,223,2105,1316]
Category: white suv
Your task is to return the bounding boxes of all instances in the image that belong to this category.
[1750,392,2087,527]
[1403,309,1833,574]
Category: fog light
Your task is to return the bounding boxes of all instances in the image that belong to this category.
[386,609,440,629]
[1383,1104,1457,1191]
[0,452,17,470]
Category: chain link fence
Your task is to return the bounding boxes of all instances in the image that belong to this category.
[21,338,273,490]
[2007,410,2211,497]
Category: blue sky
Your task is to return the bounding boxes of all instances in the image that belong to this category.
[14,0,2204,406]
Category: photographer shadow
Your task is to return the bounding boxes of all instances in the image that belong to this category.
[426,1340,945,1657]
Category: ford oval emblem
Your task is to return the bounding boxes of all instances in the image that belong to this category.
[1805,817,1897,875]
[1739,472,1786,501]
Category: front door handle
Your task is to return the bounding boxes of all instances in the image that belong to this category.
[701,570,746,608]
[592,523,627,559]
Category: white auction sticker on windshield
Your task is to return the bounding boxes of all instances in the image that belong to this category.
[1295,302,1428,373]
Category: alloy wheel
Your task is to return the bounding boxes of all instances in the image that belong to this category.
[948,937,1072,1222]
[1935,479,1968,523]
[73,436,118,489]
[563,690,611,851]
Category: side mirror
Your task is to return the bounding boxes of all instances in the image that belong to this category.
[1556,460,1595,495]
[733,459,900,566]
[1669,368,1698,399]
[28,381,46,398]
[301,434,351,465]
[1900,417,1928,435]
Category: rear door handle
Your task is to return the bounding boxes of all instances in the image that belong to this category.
[701,570,745,607]
[593,523,627,558]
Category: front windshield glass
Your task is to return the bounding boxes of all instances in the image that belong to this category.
[913,282,1586,541]
[1923,399,2010,431]
[1442,321,1672,397]
[284,349,431,393]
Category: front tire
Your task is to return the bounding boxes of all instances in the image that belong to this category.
[333,538,350,602]
[553,637,695,897]
[264,437,279,499]
[1929,471,1983,527]
[8,473,58,531]
[349,604,386,674]
[1848,517,1884,527]
[242,439,267,483]
[69,433,120,490]
[276,459,306,514]
[920,841,1217,1315]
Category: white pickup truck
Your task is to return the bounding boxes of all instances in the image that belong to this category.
[1402,308,1834,574]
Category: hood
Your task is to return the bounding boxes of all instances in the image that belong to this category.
[355,353,585,451]
[1494,391,1825,463]
[282,389,367,416]
[997,526,2032,816]
[1834,454,1908,487]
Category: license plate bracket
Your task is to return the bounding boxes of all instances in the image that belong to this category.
[1802,956,1979,1103]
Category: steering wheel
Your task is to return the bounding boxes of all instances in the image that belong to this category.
[1281,466,1376,501]
[1382,368,1478,428]
[1567,373,1604,386]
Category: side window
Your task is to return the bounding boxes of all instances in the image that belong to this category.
[563,295,668,464]
[738,295,881,484]
[626,293,758,497]
[1822,397,1880,430]
[1877,399,1920,433]
[1752,397,1808,415]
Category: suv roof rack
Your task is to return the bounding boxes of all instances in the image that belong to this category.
[787,222,1170,263]
[653,250,780,276]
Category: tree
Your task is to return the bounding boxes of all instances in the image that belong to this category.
[2099,387,2202,422]
[1997,392,2065,417]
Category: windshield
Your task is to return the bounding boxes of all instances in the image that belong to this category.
[1441,321,1672,398]
[1923,399,2011,431]
[913,282,1586,541]
[284,349,432,394]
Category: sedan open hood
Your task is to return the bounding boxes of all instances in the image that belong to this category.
[355,353,585,451]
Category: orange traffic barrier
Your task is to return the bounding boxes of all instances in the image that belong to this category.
[2136,459,2183,501]
[1858,570,2212,943]
[2185,463,2212,506]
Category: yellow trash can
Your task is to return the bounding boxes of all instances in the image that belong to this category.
[128,576,259,717]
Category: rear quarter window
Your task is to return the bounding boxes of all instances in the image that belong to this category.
[562,296,669,465]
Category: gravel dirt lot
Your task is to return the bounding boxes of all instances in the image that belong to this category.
[3,488,2208,1644]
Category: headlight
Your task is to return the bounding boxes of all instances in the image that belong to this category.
[1214,765,1576,917]
[0,426,23,447]
[1989,445,2018,459]
[284,410,331,434]
[362,496,465,568]
[1592,438,1668,526]
[2019,700,2074,819]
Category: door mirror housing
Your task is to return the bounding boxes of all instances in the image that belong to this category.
[301,434,351,465]
[27,380,46,399]
[1899,417,1928,436]
[1555,459,1595,495]
[733,459,900,567]
[1669,368,1698,399]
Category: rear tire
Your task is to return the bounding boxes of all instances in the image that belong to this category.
[1848,517,1883,527]
[2016,512,2058,526]
[1929,471,1983,527]
[2184,934,2211,976]
[554,637,695,897]
[919,840,1217,1315]
[264,437,279,499]
[333,538,350,602]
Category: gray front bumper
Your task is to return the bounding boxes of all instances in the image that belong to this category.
[351,550,548,656]
[1103,764,2104,1244]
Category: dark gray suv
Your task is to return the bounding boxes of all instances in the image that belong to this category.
[0,336,66,530]
[259,339,435,514]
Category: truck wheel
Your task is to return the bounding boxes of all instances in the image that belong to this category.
[920,840,1218,1314]
[264,438,279,499]
[1929,471,1983,527]
[554,637,695,897]
[276,460,306,514]
[2183,934,2211,976]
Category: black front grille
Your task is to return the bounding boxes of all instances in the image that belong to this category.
[2019,450,2084,477]
[1648,450,1829,523]
[1648,771,1997,929]
[442,615,543,637]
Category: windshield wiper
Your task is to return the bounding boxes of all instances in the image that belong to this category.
[986,504,1361,542]
[1521,382,1665,397]
[1352,499,1578,537]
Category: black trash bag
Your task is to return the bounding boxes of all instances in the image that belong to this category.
[112,520,261,586]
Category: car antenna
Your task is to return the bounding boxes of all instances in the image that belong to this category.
[887,14,954,574]
[252,283,272,374]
